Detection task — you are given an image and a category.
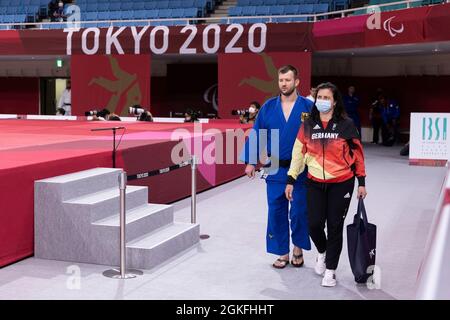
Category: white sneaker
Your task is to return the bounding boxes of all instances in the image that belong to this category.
[314,252,326,275]
[321,269,337,287]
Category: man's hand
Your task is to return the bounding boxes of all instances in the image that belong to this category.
[285,184,294,201]
[245,164,256,178]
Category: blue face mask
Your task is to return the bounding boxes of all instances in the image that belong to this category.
[315,99,332,113]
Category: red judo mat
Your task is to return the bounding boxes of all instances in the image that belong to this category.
[0,119,249,267]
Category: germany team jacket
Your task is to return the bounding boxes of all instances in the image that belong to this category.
[287,116,366,186]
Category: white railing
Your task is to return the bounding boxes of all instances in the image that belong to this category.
[0,0,430,29]
[416,163,450,300]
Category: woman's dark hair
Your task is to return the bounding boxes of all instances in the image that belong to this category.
[311,82,348,123]
[250,101,261,109]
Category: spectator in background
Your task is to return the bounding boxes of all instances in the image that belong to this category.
[52,1,66,22]
[343,85,361,137]
[306,87,317,102]
[57,79,71,116]
[379,95,400,146]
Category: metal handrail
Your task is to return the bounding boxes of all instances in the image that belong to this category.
[0,0,431,28]
[416,163,450,299]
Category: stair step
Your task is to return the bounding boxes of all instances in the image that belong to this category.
[64,186,149,221]
[93,204,171,226]
[36,167,123,201]
[92,204,174,241]
[127,222,200,269]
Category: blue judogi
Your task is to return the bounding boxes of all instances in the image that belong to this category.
[240,95,312,255]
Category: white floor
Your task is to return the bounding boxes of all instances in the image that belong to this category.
[0,144,446,300]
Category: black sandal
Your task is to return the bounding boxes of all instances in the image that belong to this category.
[291,253,304,268]
[272,258,290,269]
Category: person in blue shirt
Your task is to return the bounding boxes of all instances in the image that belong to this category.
[378,95,400,146]
[240,65,313,269]
[343,86,361,138]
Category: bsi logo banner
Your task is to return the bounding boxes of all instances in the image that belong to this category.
[422,117,448,141]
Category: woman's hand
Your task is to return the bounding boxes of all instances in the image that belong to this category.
[285,185,294,201]
[357,186,367,199]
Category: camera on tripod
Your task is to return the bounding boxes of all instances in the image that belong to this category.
[129,105,146,116]
[85,108,110,119]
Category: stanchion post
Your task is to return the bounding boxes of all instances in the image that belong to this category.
[191,155,197,224]
[103,171,143,279]
[119,171,126,277]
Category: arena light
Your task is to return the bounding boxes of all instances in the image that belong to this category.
[56,59,63,68]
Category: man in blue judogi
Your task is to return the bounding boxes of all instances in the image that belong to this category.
[240,65,312,268]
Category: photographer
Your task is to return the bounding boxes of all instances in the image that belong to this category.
[129,105,153,122]
[184,108,201,122]
[85,108,111,121]
[240,101,260,124]
[138,111,153,122]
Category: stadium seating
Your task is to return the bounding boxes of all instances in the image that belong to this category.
[0,0,439,29]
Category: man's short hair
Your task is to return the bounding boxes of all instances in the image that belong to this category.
[278,65,298,78]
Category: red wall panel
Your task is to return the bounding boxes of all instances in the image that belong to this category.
[218,52,312,119]
[71,54,151,116]
[0,78,39,114]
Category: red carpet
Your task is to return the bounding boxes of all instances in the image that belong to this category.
[0,119,250,267]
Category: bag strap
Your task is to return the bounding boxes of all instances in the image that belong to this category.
[357,197,369,228]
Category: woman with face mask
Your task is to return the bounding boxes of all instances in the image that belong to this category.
[285,82,367,287]
[240,101,261,124]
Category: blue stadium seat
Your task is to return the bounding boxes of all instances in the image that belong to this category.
[252,0,263,5]
[133,2,145,10]
[97,12,110,21]
[97,3,109,12]
[86,12,98,21]
[183,8,198,17]
[144,2,157,10]
[256,6,270,16]
[171,0,182,8]
[146,10,159,19]
[313,4,329,13]
[269,6,284,15]
[109,11,121,21]
[284,5,300,14]
[229,7,242,16]
[121,11,134,20]
[86,3,98,12]
[238,0,250,5]
[157,1,170,9]
[121,2,134,11]
[6,7,17,15]
[110,3,121,11]
[279,0,290,5]
[299,4,314,13]
[181,0,195,8]
[241,6,256,16]
[159,9,173,18]
[172,8,184,18]
[264,0,277,5]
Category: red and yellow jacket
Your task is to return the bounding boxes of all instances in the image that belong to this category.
[287,116,366,186]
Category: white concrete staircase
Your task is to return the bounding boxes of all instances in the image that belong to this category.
[34,168,199,270]
[207,0,238,24]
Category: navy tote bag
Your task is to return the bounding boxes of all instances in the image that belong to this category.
[347,198,377,283]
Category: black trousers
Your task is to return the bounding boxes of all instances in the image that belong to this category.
[306,177,355,270]
[372,119,382,143]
